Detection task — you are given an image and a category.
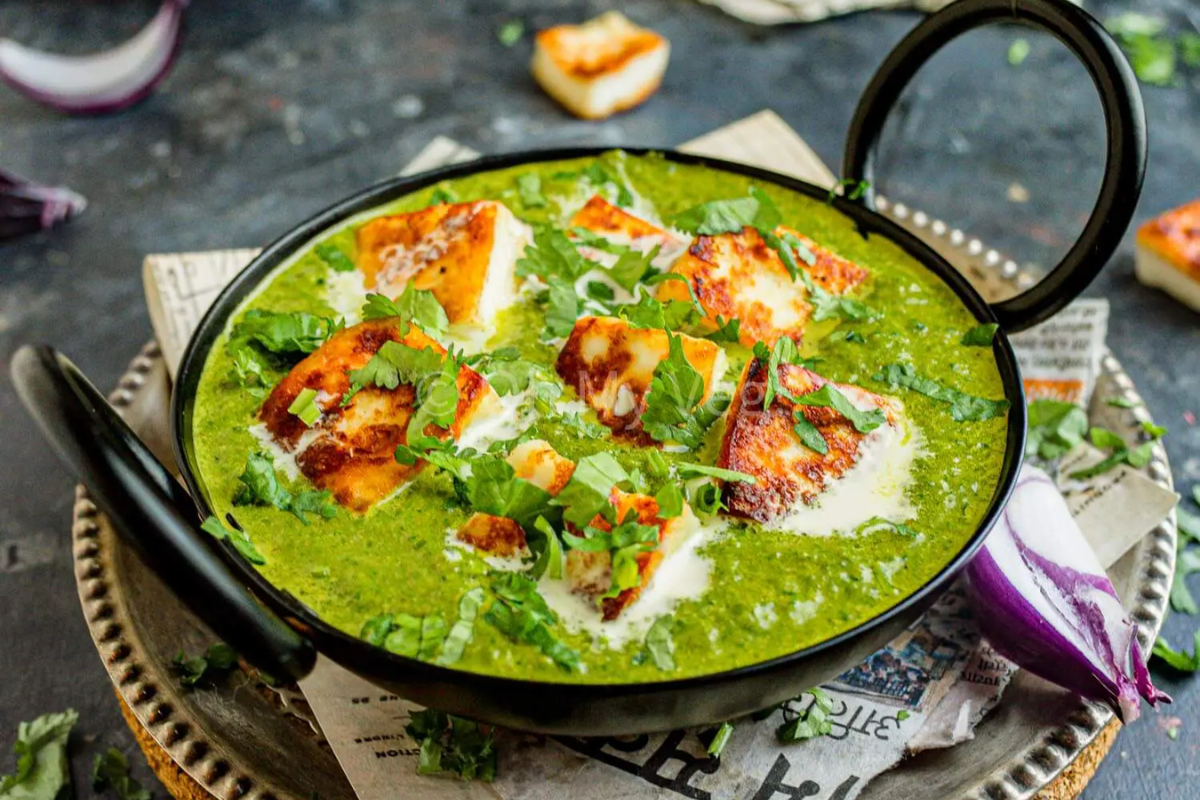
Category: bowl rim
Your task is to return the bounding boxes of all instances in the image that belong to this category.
[172,145,1027,693]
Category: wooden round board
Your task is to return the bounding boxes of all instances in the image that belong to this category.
[72,209,1176,800]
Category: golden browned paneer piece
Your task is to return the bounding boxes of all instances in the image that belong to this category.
[656,226,868,348]
[566,489,700,620]
[506,439,577,495]
[531,11,670,120]
[457,514,527,558]
[718,360,902,524]
[454,441,577,556]
[571,195,665,240]
[260,319,492,513]
[555,316,726,439]
[1135,199,1200,312]
[354,200,529,327]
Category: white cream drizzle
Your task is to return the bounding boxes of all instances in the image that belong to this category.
[455,389,537,453]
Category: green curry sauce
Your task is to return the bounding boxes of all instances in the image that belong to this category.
[191,152,1009,683]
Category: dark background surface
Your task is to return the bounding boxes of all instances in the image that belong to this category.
[1,0,1198,796]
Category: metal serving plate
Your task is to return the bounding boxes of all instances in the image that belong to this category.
[71,208,1175,800]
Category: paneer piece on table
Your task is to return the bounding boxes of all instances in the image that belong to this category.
[656,226,868,348]
[1135,199,1200,312]
[260,319,492,513]
[555,316,726,439]
[718,359,903,524]
[531,11,670,120]
[354,200,530,327]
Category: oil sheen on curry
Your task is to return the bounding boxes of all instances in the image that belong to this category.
[192,152,1009,683]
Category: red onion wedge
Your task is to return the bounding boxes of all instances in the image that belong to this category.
[964,465,1169,723]
[0,0,189,115]
[0,170,86,241]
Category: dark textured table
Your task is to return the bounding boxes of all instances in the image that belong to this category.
[1,1,1197,797]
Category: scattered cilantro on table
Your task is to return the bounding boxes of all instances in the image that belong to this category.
[0,709,78,800]
[171,643,239,689]
[496,19,524,48]
[776,688,835,743]
[1152,631,1200,673]
[91,747,152,800]
[405,709,497,781]
[707,722,734,758]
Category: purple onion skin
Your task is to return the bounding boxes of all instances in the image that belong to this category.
[964,466,1169,723]
[0,170,87,241]
[0,0,189,116]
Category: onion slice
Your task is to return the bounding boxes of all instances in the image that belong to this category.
[0,170,86,241]
[964,465,1169,723]
[0,0,189,115]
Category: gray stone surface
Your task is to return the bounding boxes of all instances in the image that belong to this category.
[0,0,1196,797]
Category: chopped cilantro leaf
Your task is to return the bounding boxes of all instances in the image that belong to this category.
[570,227,632,254]
[607,245,660,291]
[1170,545,1200,614]
[646,449,670,479]
[553,452,630,527]
[645,616,676,671]
[655,483,686,518]
[586,281,616,301]
[92,746,152,800]
[229,309,341,355]
[580,162,634,207]
[1152,631,1200,672]
[670,196,759,235]
[874,363,1010,422]
[496,19,524,48]
[676,464,756,484]
[1026,399,1089,460]
[544,280,580,339]
[462,456,552,531]
[314,242,356,273]
[1181,505,1200,545]
[0,709,78,800]
[1142,420,1168,439]
[232,452,337,525]
[484,572,578,671]
[529,517,564,581]
[518,228,596,283]
[702,315,741,343]
[642,332,730,449]
[405,709,497,781]
[201,515,266,564]
[753,337,805,408]
[707,722,734,758]
[793,384,887,434]
[430,185,457,205]
[1089,427,1126,450]
[619,292,699,332]
[1008,38,1031,66]
[1105,397,1141,409]
[843,330,865,344]
[348,341,443,391]
[516,173,547,208]
[687,481,725,515]
[777,688,834,742]
[360,284,450,341]
[171,643,238,688]
[436,587,487,665]
[826,178,871,204]
[287,387,321,426]
[961,323,999,346]
[792,415,828,455]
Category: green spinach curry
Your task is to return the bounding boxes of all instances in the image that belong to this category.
[191,151,1009,683]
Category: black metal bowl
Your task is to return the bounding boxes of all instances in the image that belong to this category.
[13,0,1145,736]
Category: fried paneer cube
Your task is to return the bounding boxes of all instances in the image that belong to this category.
[354,200,529,326]
[569,195,689,267]
[565,489,701,620]
[260,319,492,513]
[1135,199,1200,312]
[531,11,670,120]
[718,360,902,524]
[656,226,868,348]
[555,316,726,439]
[455,441,577,556]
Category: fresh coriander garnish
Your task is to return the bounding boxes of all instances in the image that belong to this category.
[843,330,865,344]
[349,340,442,391]
[1069,421,1162,480]
[585,281,616,301]
[793,415,827,455]
[1105,396,1141,409]
[826,178,870,204]
[641,331,730,449]
[619,292,699,332]
[961,323,999,346]
[430,185,457,205]
[201,515,266,564]
[0,709,78,800]
[676,463,756,483]
[171,642,238,688]
[776,688,834,742]
[654,483,686,518]
[874,363,1010,422]
[405,709,497,781]
[544,280,580,339]
[553,452,631,527]
[570,227,632,254]
[528,517,564,581]
[1007,38,1031,66]
[1152,631,1200,672]
[517,228,596,283]
[687,481,725,514]
[702,315,741,343]
[565,514,659,599]
[360,284,450,341]
[496,19,524,48]
[607,245,660,291]
[225,310,342,394]
[314,242,356,273]
[232,452,337,525]
[1026,399,1088,459]
[485,572,579,670]
[287,387,321,426]
[646,449,670,479]
[92,747,152,800]
[792,384,887,434]
[644,616,677,671]
[515,173,547,208]
[1170,546,1200,614]
[436,587,487,665]
[752,337,811,408]
[581,162,635,207]
[707,722,734,758]
[455,455,553,531]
